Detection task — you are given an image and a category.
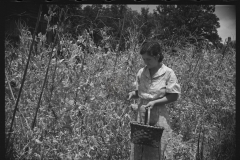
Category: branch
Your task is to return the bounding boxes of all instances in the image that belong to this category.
[94,8,101,22]
[98,16,120,20]
[65,15,85,21]
[6,4,43,151]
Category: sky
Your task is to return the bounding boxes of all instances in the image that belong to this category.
[128,5,236,42]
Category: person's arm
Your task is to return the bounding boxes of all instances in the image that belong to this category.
[128,69,141,100]
[144,93,179,109]
[153,93,179,106]
[128,90,139,100]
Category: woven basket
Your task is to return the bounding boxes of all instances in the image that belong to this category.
[130,108,164,148]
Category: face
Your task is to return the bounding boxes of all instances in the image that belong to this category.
[141,53,159,69]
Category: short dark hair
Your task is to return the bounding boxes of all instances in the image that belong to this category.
[140,41,164,62]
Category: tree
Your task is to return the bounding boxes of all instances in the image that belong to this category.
[154,5,221,45]
[139,7,155,41]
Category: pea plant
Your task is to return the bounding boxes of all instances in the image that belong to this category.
[5,5,235,160]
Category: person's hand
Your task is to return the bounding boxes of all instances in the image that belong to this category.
[130,104,138,111]
[127,91,135,100]
[143,101,156,110]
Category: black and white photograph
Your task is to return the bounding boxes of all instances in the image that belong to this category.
[5,3,236,160]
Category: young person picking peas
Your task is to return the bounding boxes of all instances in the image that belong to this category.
[128,41,181,160]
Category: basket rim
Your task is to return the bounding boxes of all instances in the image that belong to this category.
[130,121,165,129]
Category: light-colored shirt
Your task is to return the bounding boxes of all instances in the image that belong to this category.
[135,64,181,126]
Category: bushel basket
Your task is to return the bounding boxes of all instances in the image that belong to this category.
[130,108,164,148]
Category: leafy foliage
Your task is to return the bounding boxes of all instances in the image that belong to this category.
[5,4,235,160]
[153,5,221,44]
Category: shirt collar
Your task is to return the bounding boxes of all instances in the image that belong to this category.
[143,64,167,79]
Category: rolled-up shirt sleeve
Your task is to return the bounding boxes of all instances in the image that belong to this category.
[166,71,181,94]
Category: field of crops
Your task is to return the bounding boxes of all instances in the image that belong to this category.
[5,5,235,160]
